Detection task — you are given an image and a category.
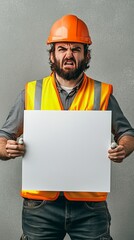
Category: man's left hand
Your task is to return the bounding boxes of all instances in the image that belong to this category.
[108,145,126,163]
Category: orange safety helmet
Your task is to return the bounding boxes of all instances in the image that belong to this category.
[47,15,92,45]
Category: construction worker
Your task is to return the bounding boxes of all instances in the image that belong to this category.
[0,14,134,240]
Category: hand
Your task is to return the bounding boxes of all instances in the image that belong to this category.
[6,140,25,159]
[108,145,126,163]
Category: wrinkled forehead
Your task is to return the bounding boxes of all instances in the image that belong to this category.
[55,42,84,49]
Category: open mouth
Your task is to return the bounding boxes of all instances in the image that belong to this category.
[64,60,74,65]
[63,60,75,68]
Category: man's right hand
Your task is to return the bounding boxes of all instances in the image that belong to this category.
[0,137,25,160]
[6,139,25,159]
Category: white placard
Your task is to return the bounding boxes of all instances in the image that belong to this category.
[22,110,111,192]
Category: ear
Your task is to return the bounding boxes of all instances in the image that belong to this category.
[50,52,54,63]
[86,50,91,61]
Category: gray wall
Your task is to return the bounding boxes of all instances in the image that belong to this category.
[0,0,134,239]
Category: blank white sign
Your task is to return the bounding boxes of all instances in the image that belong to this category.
[22,110,111,192]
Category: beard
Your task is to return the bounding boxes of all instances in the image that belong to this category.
[52,56,87,81]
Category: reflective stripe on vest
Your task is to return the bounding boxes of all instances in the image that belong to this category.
[23,73,113,201]
[34,79,43,110]
[25,73,113,111]
[35,79,101,110]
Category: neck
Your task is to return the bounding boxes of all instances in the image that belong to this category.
[55,72,84,87]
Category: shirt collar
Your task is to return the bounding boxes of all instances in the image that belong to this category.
[55,74,84,93]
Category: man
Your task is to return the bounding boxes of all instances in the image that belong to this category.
[0,14,134,240]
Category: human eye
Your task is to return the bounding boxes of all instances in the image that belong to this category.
[58,47,66,52]
[72,47,81,53]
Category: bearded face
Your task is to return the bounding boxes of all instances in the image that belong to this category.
[52,55,88,81]
[50,43,90,81]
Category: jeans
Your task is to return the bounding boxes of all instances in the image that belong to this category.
[21,196,113,240]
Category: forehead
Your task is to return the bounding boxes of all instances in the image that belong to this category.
[55,42,84,49]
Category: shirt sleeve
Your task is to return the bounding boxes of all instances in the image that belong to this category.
[108,95,134,142]
[0,90,25,140]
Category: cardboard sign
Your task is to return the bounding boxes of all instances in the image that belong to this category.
[22,110,111,192]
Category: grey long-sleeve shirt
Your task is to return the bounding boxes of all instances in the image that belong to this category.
[0,81,134,142]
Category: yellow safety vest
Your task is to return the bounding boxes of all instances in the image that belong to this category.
[22,73,113,202]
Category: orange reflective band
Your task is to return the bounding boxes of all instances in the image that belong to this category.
[64,192,108,202]
[21,190,60,201]
[100,83,113,110]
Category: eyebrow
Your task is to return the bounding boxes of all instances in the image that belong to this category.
[57,46,67,49]
[71,46,81,51]
[57,46,82,51]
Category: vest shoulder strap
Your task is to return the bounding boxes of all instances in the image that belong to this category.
[93,80,102,110]
[34,79,43,110]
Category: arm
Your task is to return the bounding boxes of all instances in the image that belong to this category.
[0,137,10,160]
[108,95,134,163]
[0,90,25,160]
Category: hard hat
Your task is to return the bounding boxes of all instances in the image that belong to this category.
[47,15,92,45]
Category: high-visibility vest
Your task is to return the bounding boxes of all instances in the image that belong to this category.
[22,73,113,202]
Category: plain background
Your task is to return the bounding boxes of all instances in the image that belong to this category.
[0,0,134,239]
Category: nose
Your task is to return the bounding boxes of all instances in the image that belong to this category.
[65,49,73,58]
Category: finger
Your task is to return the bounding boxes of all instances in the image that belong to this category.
[116,145,125,152]
[6,140,18,145]
[108,149,126,158]
[108,155,124,163]
[108,153,124,162]
[6,150,25,159]
[18,144,25,151]
[6,149,24,154]
[111,151,125,157]
[6,143,24,151]
[108,153,125,160]
[6,142,18,151]
[108,146,122,153]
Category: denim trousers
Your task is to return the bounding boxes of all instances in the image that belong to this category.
[21,196,113,240]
